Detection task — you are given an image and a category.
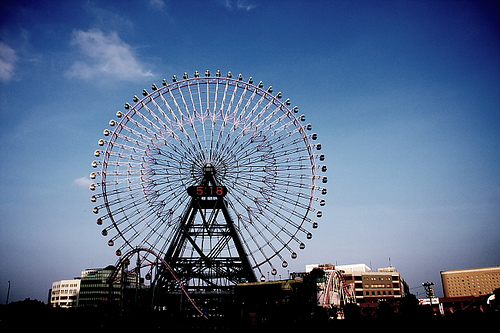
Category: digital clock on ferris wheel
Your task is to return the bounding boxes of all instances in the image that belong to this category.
[187,186,228,197]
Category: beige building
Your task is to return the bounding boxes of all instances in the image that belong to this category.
[350,266,407,304]
[441,266,500,298]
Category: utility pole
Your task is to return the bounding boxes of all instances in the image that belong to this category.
[422,281,435,313]
[6,281,10,304]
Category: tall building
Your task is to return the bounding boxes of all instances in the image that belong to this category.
[441,266,500,298]
[78,265,121,308]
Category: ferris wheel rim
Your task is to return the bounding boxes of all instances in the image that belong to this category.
[91,70,327,276]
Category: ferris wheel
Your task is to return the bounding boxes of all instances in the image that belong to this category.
[90,70,327,284]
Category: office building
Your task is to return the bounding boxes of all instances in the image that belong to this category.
[78,265,125,307]
[441,266,500,298]
[307,263,408,306]
[50,279,80,308]
[49,265,136,308]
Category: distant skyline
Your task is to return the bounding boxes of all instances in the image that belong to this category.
[1,0,499,303]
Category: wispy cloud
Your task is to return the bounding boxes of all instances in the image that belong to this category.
[149,0,165,10]
[221,0,257,11]
[0,42,18,81]
[66,29,153,80]
[73,177,93,188]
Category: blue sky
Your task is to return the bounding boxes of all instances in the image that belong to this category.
[0,0,498,302]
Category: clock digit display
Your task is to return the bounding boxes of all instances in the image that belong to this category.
[187,186,227,197]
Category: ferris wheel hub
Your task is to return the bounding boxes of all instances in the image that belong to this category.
[203,163,216,175]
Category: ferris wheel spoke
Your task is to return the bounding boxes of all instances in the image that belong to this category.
[193,76,205,114]
[147,92,174,122]
[156,88,185,129]
[231,201,274,267]
[177,79,197,121]
[112,200,176,247]
[126,107,165,138]
[138,102,171,132]
[242,208,292,266]
[178,85,213,163]
[124,106,204,166]
[248,196,305,240]
[228,189,294,253]
[251,105,289,135]
[136,214,177,251]
[114,116,161,145]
